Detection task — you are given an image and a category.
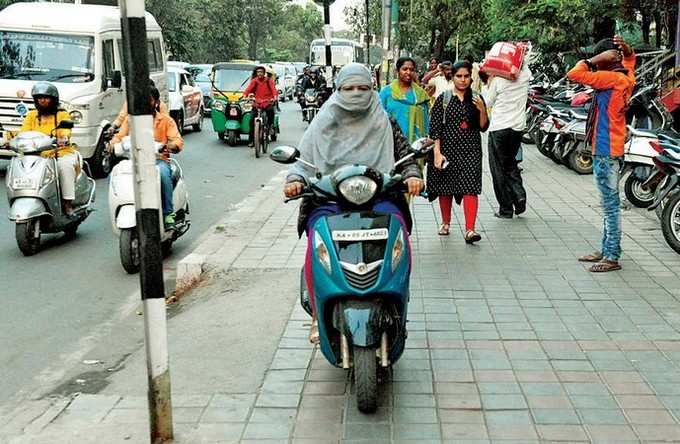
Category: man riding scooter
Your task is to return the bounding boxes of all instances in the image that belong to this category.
[110,86,184,229]
[300,66,327,122]
[243,65,278,147]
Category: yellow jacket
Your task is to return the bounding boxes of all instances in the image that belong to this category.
[20,110,76,158]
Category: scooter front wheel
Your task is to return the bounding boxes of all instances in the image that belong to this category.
[16,220,40,256]
[354,346,378,413]
[120,228,140,274]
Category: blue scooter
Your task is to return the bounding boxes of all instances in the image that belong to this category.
[271,139,432,412]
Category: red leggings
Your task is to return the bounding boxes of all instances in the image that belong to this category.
[439,195,478,231]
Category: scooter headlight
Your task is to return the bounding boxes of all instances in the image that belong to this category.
[41,164,55,189]
[212,100,225,112]
[391,228,405,272]
[338,176,378,205]
[314,231,332,274]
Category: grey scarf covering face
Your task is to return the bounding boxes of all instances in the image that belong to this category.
[289,63,395,181]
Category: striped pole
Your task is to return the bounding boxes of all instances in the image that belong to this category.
[119,1,173,442]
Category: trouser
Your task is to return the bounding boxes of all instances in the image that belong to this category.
[249,106,276,140]
[56,154,78,201]
[438,195,479,231]
[156,160,173,217]
[488,128,527,216]
[594,156,622,261]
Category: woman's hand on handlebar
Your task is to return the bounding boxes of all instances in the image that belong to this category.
[404,177,424,196]
[284,181,305,198]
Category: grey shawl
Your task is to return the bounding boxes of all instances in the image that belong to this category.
[288,63,395,181]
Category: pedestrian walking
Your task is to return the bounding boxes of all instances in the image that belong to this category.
[427,60,454,99]
[379,56,430,143]
[421,57,440,85]
[427,60,489,243]
[483,53,530,218]
[567,36,635,273]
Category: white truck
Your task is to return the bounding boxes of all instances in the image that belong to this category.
[0,2,168,177]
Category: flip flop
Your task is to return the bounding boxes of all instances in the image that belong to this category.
[578,252,604,263]
[464,230,482,244]
[589,260,622,273]
[438,224,450,236]
[308,319,320,345]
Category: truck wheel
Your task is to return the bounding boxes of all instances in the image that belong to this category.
[192,111,203,132]
[568,150,593,175]
[228,130,237,146]
[661,191,680,254]
[88,133,113,178]
[120,228,140,274]
[354,346,378,413]
[16,220,40,256]
[624,173,654,208]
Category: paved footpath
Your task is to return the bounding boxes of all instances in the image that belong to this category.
[3,147,680,443]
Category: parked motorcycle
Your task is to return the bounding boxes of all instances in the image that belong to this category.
[270,138,432,413]
[648,134,680,254]
[108,136,190,273]
[4,121,96,256]
[622,126,672,207]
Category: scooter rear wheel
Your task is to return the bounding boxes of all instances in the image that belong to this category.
[120,228,141,274]
[661,191,680,254]
[354,346,378,413]
[567,150,593,175]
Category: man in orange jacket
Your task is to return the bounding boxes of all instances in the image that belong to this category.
[567,36,635,272]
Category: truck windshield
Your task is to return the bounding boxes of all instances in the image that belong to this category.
[214,69,252,92]
[0,31,94,82]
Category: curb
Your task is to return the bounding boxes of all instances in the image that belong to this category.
[174,170,288,292]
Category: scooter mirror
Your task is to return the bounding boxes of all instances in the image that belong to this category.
[270,145,300,164]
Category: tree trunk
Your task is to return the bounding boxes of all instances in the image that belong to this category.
[642,13,651,45]
[429,27,436,57]
[248,24,258,60]
[665,4,677,49]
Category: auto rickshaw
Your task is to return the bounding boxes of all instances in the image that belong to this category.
[210,62,280,146]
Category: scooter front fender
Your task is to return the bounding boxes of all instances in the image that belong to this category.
[334,300,386,348]
[9,197,49,222]
[116,205,137,229]
[649,175,679,210]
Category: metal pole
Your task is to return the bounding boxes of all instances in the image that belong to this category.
[365,0,370,65]
[390,0,399,63]
[119,1,173,442]
[323,0,333,86]
[381,0,391,85]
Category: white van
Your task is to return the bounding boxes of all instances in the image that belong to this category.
[0,2,168,177]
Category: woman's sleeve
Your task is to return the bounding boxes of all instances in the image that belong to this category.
[423,101,430,137]
[392,119,421,180]
[429,94,443,140]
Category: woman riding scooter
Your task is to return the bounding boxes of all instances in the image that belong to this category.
[20,82,79,217]
[283,63,424,343]
[111,86,184,228]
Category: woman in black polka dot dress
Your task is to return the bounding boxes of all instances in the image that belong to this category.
[427,60,489,243]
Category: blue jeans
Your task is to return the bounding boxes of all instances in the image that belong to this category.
[593,156,622,261]
[156,160,173,217]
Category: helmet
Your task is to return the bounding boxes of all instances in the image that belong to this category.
[309,66,320,75]
[264,64,275,77]
[31,82,59,101]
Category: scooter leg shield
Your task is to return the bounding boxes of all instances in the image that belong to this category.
[334,300,386,348]
[116,205,137,229]
[9,198,48,222]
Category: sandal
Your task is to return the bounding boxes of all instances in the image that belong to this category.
[589,260,622,273]
[578,252,604,263]
[308,319,320,345]
[464,230,482,244]
[438,224,450,236]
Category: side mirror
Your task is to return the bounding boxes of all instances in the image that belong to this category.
[270,145,300,164]
[410,137,434,156]
[108,71,122,89]
[56,120,75,130]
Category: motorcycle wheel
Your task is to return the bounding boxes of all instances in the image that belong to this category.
[253,120,262,158]
[661,191,680,254]
[120,228,140,274]
[354,346,378,413]
[535,132,551,158]
[16,220,40,256]
[227,130,237,147]
[568,150,593,175]
[624,173,654,208]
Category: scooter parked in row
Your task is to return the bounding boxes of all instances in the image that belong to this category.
[5,120,96,256]
[270,138,432,413]
[108,136,190,273]
[648,133,680,254]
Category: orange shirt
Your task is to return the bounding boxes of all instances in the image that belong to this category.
[566,54,636,157]
[111,112,183,151]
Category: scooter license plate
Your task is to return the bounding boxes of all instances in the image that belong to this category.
[229,108,238,117]
[332,228,389,242]
[12,177,36,189]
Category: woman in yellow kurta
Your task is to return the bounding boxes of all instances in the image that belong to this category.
[20,82,79,216]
